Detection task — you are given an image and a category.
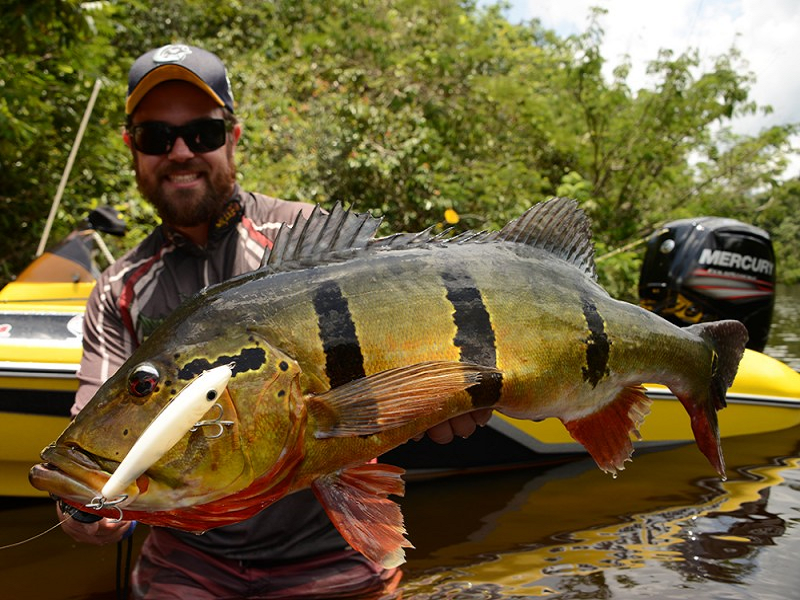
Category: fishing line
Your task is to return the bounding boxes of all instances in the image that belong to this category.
[0,512,74,550]
[0,507,136,599]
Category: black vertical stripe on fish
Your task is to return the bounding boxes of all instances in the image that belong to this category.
[441,270,502,408]
[581,296,610,388]
[313,280,367,388]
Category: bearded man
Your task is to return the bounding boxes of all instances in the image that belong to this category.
[57,44,488,599]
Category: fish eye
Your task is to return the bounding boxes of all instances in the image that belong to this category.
[128,363,161,398]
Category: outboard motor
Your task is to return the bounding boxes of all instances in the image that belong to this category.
[639,217,775,352]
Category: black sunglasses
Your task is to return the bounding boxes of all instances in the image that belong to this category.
[128,118,229,155]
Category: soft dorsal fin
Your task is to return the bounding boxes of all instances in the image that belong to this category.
[260,203,382,270]
[369,198,596,278]
[488,197,597,279]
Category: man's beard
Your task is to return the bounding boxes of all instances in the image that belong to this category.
[134,152,237,228]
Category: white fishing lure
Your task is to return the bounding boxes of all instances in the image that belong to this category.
[99,364,233,502]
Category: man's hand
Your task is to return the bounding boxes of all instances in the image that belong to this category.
[422,408,494,444]
[57,503,134,546]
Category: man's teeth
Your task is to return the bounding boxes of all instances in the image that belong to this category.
[170,173,200,183]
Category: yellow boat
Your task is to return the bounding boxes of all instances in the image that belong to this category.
[0,246,93,496]
[0,209,122,497]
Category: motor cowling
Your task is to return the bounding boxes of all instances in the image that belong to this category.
[639,217,775,352]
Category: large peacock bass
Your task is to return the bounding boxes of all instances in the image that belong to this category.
[29,198,748,568]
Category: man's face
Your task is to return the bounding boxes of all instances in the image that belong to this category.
[126,81,241,229]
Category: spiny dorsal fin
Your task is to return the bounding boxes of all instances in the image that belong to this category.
[261,198,596,278]
[260,203,382,270]
[368,226,492,250]
[488,197,597,280]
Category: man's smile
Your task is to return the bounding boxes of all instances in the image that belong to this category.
[167,172,205,186]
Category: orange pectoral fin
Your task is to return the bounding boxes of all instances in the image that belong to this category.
[311,463,412,568]
[562,385,652,476]
[309,360,501,438]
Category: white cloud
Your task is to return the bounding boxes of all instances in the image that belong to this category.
[496,0,800,173]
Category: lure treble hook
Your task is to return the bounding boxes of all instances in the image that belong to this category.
[85,494,129,522]
[191,403,235,438]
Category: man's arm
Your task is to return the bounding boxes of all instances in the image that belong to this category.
[72,277,137,415]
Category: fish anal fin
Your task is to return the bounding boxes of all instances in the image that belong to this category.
[312,463,412,568]
[562,385,652,476]
[309,361,501,438]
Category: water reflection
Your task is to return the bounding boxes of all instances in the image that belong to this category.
[3,428,799,600]
[765,284,800,372]
[398,426,800,598]
[678,481,788,583]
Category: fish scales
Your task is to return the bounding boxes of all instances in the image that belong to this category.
[29,198,749,569]
[249,244,593,411]
[312,258,465,383]
[222,253,498,456]
[221,238,709,464]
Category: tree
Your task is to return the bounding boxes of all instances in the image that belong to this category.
[2,0,797,292]
[0,0,129,282]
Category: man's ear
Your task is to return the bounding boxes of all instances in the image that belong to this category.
[122,128,133,150]
[230,122,242,147]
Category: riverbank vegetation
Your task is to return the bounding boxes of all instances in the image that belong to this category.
[2,0,798,296]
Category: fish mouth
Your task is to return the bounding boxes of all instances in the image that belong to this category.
[28,444,135,508]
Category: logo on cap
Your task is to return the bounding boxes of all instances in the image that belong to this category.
[153,44,193,64]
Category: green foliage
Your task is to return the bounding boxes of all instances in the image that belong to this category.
[752,178,800,283]
[2,0,799,289]
[0,0,129,282]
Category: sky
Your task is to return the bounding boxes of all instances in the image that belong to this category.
[491,0,800,175]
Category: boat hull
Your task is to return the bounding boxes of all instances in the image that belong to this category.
[0,280,89,496]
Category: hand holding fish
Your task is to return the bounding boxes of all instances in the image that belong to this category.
[57,503,133,546]
[419,408,493,443]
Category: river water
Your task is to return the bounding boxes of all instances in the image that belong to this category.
[2,286,799,599]
[764,284,800,372]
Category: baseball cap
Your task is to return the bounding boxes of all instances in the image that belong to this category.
[126,44,235,115]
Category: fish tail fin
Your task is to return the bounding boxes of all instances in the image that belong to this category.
[685,320,749,410]
[678,320,749,478]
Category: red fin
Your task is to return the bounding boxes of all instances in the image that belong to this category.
[311,463,412,568]
[309,360,501,438]
[681,395,725,478]
[678,319,747,478]
[562,385,652,476]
